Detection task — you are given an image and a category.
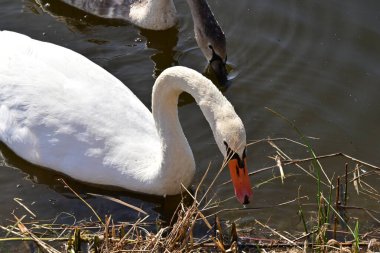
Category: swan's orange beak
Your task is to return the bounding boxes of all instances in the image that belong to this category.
[228,158,253,204]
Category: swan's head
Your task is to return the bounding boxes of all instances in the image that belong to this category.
[195,30,227,86]
[214,116,253,205]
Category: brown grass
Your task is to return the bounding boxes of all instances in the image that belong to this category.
[1,137,380,252]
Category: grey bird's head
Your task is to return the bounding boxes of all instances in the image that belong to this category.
[186,0,228,85]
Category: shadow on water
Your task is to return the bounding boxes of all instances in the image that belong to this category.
[0,142,188,223]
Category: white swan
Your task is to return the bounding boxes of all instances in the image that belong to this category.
[43,0,228,83]
[0,31,252,204]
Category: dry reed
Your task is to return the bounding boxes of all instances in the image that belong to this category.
[1,136,380,252]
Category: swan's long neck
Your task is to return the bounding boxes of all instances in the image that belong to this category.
[151,67,231,194]
[186,0,214,29]
[185,0,226,61]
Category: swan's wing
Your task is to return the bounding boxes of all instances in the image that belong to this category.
[57,0,177,30]
[61,0,136,19]
[0,31,161,190]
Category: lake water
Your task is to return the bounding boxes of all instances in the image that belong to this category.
[1,0,380,247]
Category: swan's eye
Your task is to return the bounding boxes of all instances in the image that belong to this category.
[224,141,245,167]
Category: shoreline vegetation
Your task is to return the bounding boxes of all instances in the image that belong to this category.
[1,112,380,252]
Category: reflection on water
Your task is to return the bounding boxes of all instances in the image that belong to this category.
[1,0,380,244]
[140,28,179,78]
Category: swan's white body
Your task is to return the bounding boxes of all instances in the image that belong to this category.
[0,31,249,199]
[0,31,165,194]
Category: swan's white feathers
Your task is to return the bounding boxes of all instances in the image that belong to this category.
[0,31,247,196]
[61,0,177,30]
[0,31,162,192]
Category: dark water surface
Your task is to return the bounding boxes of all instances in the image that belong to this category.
[1,0,380,247]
